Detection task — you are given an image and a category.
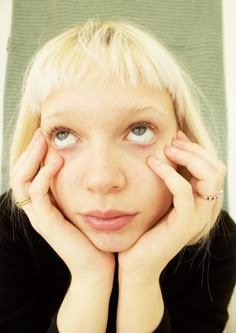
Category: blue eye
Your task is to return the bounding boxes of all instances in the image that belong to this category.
[126,124,155,143]
[54,130,77,147]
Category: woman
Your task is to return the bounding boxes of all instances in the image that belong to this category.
[0,19,235,332]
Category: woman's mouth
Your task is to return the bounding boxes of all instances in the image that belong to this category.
[79,210,138,231]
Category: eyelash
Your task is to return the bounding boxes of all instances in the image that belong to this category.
[45,121,157,145]
[45,126,75,140]
[126,121,158,136]
[127,121,156,133]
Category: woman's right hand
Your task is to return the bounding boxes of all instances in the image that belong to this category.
[11,128,114,332]
[10,128,115,281]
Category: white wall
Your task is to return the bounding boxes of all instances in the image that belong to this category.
[0,0,12,188]
[222,2,236,332]
[223,0,236,222]
[0,0,235,331]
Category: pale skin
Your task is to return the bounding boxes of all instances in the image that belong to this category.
[10,80,226,332]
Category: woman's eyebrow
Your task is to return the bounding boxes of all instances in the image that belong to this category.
[41,109,78,125]
[116,104,169,122]
[41,103,168,125]
[125,104,166,115]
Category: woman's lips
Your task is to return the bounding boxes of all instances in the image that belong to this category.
[79,210,137,231]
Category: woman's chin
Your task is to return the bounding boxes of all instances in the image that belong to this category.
[95,243,133,253]
[87,233,139,253]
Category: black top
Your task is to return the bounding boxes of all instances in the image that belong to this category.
[0,192,236,333]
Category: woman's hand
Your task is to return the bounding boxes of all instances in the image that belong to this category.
[10,128,114,280]
[117,131,226,332]
[11,128,115,332]
[118,130,226,279]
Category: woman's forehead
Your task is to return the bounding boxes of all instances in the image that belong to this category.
[40,83,175,128]
[41,82,173,110]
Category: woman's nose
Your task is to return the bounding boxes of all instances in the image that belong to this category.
[81,148,127,194]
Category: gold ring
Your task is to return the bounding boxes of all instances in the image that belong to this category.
[197,189,224,201]
[15,196,32,207]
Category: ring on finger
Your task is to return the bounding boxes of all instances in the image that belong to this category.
[197,189,224,201]
[15,196,32,207]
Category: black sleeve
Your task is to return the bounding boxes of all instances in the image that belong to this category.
[47,315,59,333]
[153,306,172,332]
[160,210,236,333]
[0,193,70,333]
[1,191,235,333]
[0,210,50,331]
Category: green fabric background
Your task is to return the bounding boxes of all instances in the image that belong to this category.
[2,0,227,205]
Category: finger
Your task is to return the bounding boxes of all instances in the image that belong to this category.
[172,136,226,174]
[176,130,190,142]
[147,158,195,213]
[23,156,68,250]
[11,129,41,176]
[26,156,97,271]
[10,129,48,193]
[147,158,212,245]
[164,146,224,195]
[13,156,62,216]
[28,156,64,224]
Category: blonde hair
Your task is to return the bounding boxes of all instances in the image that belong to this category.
[10,19,223,241]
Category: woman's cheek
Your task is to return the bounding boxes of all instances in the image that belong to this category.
[50,152,82,190]
[126,142,176,170]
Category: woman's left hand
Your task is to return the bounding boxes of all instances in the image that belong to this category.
[118,130,226,281]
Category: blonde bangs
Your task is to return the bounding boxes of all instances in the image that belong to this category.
[23,20,184,112]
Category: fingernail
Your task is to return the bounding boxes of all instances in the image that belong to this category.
[28,129,42,149]
[167,146,179,153]
[149,157,161,165]
[177,130,189,141]
[34,129,45,145]
[178,130,185,136]
[172,139,185,147]
[33,128,41,139]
